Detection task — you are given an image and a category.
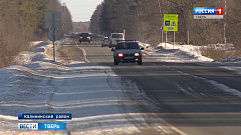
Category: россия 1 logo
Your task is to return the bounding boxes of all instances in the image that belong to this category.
[194,7,223,19]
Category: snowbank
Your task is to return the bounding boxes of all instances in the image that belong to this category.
[144,42,241,74]
[143,42,212,63]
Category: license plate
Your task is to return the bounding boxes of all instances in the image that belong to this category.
[125,57,134,59]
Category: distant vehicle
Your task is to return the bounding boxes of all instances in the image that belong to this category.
[111,41,144,65]
[109,33,125,48]
[101,37,110,47]
[89,33,94,41]
[79,33,91,43]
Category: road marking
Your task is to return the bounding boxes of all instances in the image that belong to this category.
[76,45,90,63]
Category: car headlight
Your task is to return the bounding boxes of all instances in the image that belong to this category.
[134,53,140,57]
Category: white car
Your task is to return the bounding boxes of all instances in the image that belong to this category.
[101,37,110,47]
[111,41,144,65]
[109,33,125,48]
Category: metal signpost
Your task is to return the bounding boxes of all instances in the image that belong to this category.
[47,30,59,41]
[45,12,62,62]
[160,25,163,44]
[163,14,178,49]
[187,25,190,45]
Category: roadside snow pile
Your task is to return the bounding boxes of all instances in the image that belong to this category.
[145,42,241,74]
[15,41,51,65]
[213,57,241,65]
[138,41,150,48]
[211,57,241,74]
[144,42,213,63]
[0,41,62,134]
[29,41,44,47]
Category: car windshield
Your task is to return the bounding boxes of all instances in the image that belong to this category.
[116,43,139,50]
[112,34,123,38]
[80,33,89,37]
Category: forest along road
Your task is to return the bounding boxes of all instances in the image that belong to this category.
[63,38,241,135]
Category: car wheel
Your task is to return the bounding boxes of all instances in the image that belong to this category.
[114,58,119,65]
[138,60,142,65]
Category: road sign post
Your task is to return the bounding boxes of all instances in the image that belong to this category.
[165,31,167,48]
[162,28,163,44]
[174,31,175,49]
[45,12,62,62]
[160,25,163,44]
[187,25,190,45]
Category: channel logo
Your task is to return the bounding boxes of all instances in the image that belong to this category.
[38,123,66,130]
[194,7,223,15]
[18,123,38,130]
[194,7,223,19]
[18,123,66,130]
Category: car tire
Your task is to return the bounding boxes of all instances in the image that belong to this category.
[138,60,142,65]
[114,58,119,65]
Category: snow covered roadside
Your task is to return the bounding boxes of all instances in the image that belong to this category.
[144,42,241,74]
[143,42,213,63]
[0,41,180,135]
[0,42,62,134]
[143,42,241,99]
[211,57,241,75]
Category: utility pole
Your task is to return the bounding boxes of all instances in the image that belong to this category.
[224,0,227,44]
[158,0,163,44]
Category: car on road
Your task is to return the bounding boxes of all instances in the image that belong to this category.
[101,37,110,47]
[109,33,125,48]
[111,41,144,65]
[79,33,91,43]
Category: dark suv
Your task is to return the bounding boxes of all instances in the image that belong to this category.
[111,41,144,65]
[79,33,91,43]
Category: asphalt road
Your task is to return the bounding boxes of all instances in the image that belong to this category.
[61,39,241,135]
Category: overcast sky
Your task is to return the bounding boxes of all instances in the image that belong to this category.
[61,0,103,22]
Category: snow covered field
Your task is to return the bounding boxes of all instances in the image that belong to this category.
[0,40,241,134]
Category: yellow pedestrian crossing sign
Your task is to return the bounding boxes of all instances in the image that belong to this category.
[164,14,178,31]
[171,21,176,26]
